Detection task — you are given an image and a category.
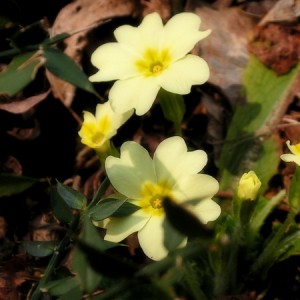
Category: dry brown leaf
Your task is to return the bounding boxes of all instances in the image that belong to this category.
[190,6,258,103]
[0,156,23,175]
[48,0,140,107]
[7,120,40,141]
[260,0,300,24]
[0,90,50,114]
[141,0,171,20]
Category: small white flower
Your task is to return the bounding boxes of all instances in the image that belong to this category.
[100,136,220,260]
[89,12,211,115]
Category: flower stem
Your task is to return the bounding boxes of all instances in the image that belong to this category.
[29,216,79,300]
[250,209,296,276]
[158,89,185,136]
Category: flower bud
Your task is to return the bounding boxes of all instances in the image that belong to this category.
[237,171,261,201]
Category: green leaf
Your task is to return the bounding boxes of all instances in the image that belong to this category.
[111,201,140,217]
[0,173,45,197]
[72,247,102,294]
[58,284,82,300]
[50,185,73,224]
[158,89,185,125]
[42,33,70,46]
[81,215,117,252]
[42,46,98,95]
[248,190,286,239]
[42,276,80,297]
[163,218,185,251]
[23,241,57,257]
[56,181,87,210]
[287,167,300,213]
[163,197,213,239]
[277,231,300,261]
[0,51,42,97]
[219,56,300,193]
[72,216,117,293]
[89,196,140,221]
[77,240,138,279]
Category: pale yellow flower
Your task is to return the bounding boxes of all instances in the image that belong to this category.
[237,171,261,201]
[100,136,220,260]
[280,140,300,166]
[89,12,211,116]
[78,101,132,149]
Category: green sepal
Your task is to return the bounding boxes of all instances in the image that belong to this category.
[89,195,140,221]
[56,181,87,210]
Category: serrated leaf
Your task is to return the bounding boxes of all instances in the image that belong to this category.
[42,46,97,95]
[0,173,45,197]
[56,181,87,210]
[23,241,57,257]
[0,51,42,97]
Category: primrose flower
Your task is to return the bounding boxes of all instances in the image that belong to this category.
[101,136,220,260]
[280,140,300,166]
[78,101,132,149]
[237,171,261,201]
[89,12,211,116]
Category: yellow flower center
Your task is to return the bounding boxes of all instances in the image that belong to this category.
[291,143,300,156]
[82,115,112,147]
[138,181,173,216]
[135,48,171,77]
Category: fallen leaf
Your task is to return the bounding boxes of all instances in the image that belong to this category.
[248,23,300,75]
[47,0,139,107]
[191,6,257,103]
[0,90,50,114]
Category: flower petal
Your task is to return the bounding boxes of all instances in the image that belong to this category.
[159,55,210,94]
[154,136,208,185]
[192,198,221,224]
[109,77,160,115]
[105,141,156,199]
[138,216,169,260]
[162,12,211,60]
[103,210,150,242]
[95,101,133,129]
[89,43,139,82]
[114,13,164,52]
[173,174,219,202]
[280,154,300,166]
